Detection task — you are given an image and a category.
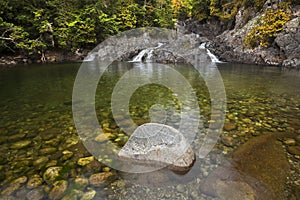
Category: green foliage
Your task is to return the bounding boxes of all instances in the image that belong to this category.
[244,3,291,48]
[0,0,298,56]
[192,0,210,21]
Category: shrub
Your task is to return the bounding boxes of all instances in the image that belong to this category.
[244,3,291,48]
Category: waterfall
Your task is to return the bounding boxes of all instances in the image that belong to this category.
[199,43,223,63]
[130,43,164,63]
[84,52,98,61]
[130,49,151,62]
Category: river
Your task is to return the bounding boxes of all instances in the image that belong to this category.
[0,62,299,199]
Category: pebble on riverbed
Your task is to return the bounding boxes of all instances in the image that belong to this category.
[49,180,68,200]
[43,166,63,184]
[89,172,115,187]
[77,156,94,166]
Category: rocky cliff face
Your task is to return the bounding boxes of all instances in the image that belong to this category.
[204,5,300,68]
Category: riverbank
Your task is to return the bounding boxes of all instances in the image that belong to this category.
[0,50,89,67]
[1,4,299,69]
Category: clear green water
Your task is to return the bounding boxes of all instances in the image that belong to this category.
[0,62,300,199]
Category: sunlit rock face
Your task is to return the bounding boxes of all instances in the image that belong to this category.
[118,123,195,172]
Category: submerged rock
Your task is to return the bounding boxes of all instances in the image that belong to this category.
[49,180,68,200]
[118,123,195,171]
[26,188,44,200]
[10,140,31,149]
[77,156,94,166]
[43,167,62,184]
[26,175,43,189]
[200,133,295,199]
[89,172,115,187]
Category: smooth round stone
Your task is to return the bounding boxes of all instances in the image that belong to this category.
[287,146,300,156]
[176,184,185,193]
[49,180,68,200]
[89,172,115,187]
[61,189,83,200]
[80,189,96,200]
[33,157,49,166]
[43,166,62,184]
[102,167,111,172]
[1,176,28,195]
[10,140,31,149]
[283,138,296,146]
[8,133,26,141]
[295,135,300,143]
[26,188,44,200]
[65,137,79,148]
[221,136,235,147]
[223,123,236,131]
[61,150,74,161]
[26,175,43,189]
[94,134,110,143]
[242,118,252,124]
[74,177,89,189]
[77,156,94,166]
[39,147,57,155]
[12,176,28,185]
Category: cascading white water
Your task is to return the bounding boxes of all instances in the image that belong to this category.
[130,43,164,63]
[199,43,223,63]
[130,49,151,62]
[84,52,98,61]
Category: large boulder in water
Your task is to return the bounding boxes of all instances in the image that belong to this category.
[200,133,294,199]
[118,123,195,172]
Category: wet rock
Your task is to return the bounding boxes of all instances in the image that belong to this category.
[221,136,235,147]
[200,133,293,199]
[26,175,43,189]
[215,180,255,200]
[64,136,79,148]
[85,160,102,173]
[39,147,57,155]
[26,188,44,200]
[0,195,17,200]
[102,167,111,172]
[49,180,68,200]
[94,133,113,143]
[118,123,195,171]
[43,167,62,184]
[40,128,60,140]
[89,172,115,187]
[61,189,83,200]
[223,123,236,131]
[176,184,185,193]
[80,189,96,200]
[33,157,49,166]
[1,176,28,195]
[8,133,26,142]
[77,156,94,166]
[287,146,300,156]
[295,135,300,143]
[61,150,73,161]
[10,140,31,149]
[74,177,89,189]
[283,138,296,146]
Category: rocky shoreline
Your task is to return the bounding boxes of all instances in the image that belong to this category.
[0,50,89,67]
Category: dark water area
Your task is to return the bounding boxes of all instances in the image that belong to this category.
[0,62,299,199]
